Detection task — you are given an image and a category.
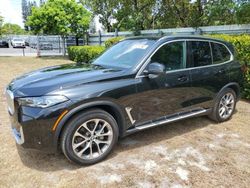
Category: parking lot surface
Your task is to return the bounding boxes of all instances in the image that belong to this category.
[0,46,62,56]
[0,57,249,188]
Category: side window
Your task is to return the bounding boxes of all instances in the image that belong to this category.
[190,41,212,67]
[151,41,186,71]
[211,42,231,64]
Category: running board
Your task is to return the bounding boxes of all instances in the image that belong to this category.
[126,109,209,133]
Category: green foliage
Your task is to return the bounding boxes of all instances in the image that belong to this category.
[27,0,91,36]
[210,34,250,99]
[245,71,250,99]
[22,0,37,31]
[82,0,119,32]
[0,15,3,35]
[104,36,124,48]
[68,46,105,63]
[236,2,250,24]
[203,0,237,26]
[82,0,250,32]
[1,23,27,35]
[68,36,124,63]
[82,0,161,31]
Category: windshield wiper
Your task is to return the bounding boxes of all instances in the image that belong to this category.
[92,64,105,69]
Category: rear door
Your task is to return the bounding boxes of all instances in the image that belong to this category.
[188,40,231,109]
[210,42,231,87]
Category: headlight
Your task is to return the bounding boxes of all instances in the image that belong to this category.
[18,95,68,108]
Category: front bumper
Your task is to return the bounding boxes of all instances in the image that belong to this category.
[8,101,71,153]
[13,43,25,48]
[12,127,24,145]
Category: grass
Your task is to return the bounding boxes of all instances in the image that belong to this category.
[0,57,74,86]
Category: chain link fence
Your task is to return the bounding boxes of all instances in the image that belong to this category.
[0,35,85,57]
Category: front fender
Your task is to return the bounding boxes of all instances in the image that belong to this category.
[53,99,127,149]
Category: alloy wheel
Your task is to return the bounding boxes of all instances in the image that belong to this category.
[218,93,235,119]
[71,118,113,160]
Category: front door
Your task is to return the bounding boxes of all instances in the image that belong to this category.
[133,41,194,125]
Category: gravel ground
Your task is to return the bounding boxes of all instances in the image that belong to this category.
[0,57,250,188]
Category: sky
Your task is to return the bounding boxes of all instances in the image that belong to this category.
[0,0,39,28]
[0,0,104,32]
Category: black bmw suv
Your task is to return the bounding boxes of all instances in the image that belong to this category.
[5,36,242,165]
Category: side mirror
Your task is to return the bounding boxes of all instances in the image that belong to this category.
[144,62,165,77]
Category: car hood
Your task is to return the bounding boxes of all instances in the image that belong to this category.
[7,63,129,97]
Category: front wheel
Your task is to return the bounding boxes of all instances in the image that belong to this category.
[209,88,236,122]
[61,109,119,165]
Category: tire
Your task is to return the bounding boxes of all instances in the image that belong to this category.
[209,88,236,122]
[61,109,119,165]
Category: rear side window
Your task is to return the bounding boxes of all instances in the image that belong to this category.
[211,42,231,64]
[190,41,212,67]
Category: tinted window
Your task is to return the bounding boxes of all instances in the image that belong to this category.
[190,41,212,67]
[151,41,186,71]
[211,42,231,64]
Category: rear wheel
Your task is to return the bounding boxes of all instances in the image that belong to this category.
[61,109,119,165]
[209,88,236,122]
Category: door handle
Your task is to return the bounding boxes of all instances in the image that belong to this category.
[218,69,226,74]
[215,69,226,76]
[177,75,188,82]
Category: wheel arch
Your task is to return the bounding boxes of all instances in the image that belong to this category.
[216,82,240,101]
[53,100,127,149]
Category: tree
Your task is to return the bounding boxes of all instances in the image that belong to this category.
[119,0,157,31]
[0,15,3,36]
[27,0,91,44]
[82,0,120,32]
[22,0,37,31]
[1,23,26,35]
[27,1,37,17]
[84,0,249,32]
[83,0,158,32]
[204,0,237,25]
[157,0,238,28]
[40,0,45,6]
[236,2,250,23]
[22,0,28,30]
[159,0,193,27]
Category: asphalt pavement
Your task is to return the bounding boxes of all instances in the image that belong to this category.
[0,45,63,56]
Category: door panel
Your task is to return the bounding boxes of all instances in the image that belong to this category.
[132,41,194,125]
[134,70,192,125]
[188,41,230,109]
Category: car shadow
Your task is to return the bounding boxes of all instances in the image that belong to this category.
[115,116,217,154]
[17,116,218,172]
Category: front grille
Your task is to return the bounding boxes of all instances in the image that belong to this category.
[5,90,15,115]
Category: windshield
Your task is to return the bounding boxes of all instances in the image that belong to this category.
[93,39,156,69]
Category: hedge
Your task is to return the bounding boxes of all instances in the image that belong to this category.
[104,36,124,48]
[68,46,105,63]
[210,34,250,99]
[67,36,123,63]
